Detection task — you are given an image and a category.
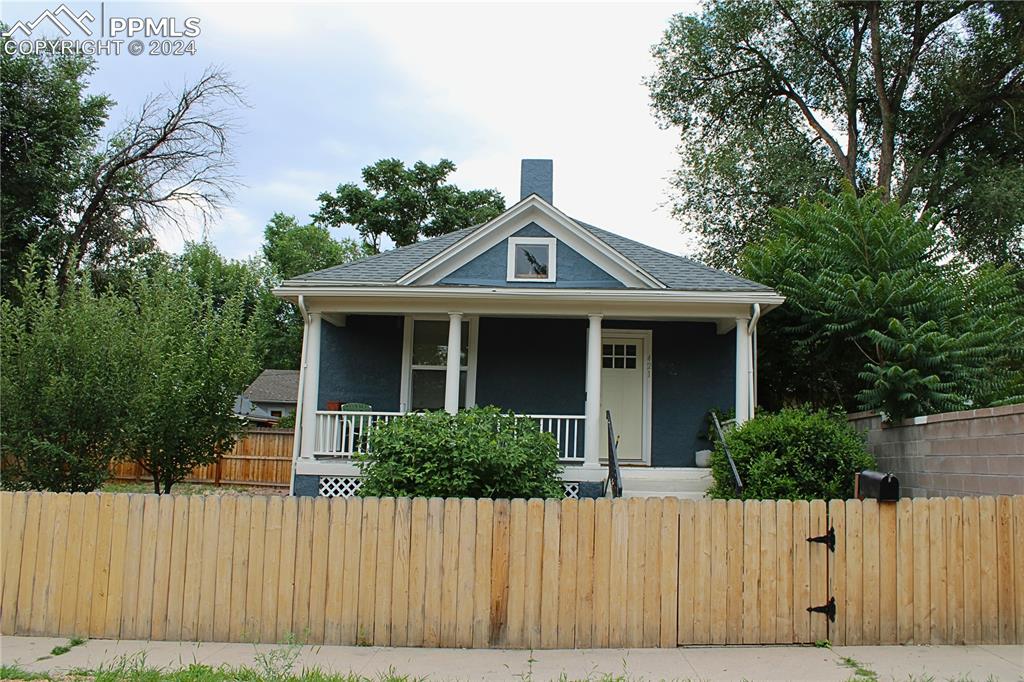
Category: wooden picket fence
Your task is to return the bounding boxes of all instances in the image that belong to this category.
[1,492,1021,648]
[109,429,293,489]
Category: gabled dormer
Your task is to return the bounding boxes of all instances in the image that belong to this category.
[399,160,663,289]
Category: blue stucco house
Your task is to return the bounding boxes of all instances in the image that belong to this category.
[275,160,783,498]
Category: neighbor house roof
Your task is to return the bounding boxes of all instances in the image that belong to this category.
[243,369,300,404]
[286,220,769,293]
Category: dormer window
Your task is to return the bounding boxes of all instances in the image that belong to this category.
[507,237,556,282]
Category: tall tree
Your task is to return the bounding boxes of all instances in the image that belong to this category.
[0,43,111,293]
[314,158,506,252]
[648,1,1024,267]
[742,189,1024,420]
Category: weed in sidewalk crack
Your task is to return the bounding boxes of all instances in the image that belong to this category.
[839,655,878,681]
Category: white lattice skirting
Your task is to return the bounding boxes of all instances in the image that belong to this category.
[318,477,581,499]
[319,476,363,498]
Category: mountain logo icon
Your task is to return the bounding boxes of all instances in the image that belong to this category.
[3,4,95,38]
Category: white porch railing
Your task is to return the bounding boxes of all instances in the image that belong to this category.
[524,414,585,462]
[313,411,403,458]
[312,411,585,462]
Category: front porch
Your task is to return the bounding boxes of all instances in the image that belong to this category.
[290,305,762,498]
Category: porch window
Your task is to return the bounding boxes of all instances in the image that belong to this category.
[410,319,468,410]
[507,237,556,282]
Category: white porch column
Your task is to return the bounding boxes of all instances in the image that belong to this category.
[443,312,463,414]
[298,312,323,459]
[583,314,603,468]
[735,317,752,424]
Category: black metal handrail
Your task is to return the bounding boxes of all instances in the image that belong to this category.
[605,410,623,498]
[710,411,744,496]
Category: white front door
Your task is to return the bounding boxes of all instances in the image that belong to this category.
[599,332,650,464]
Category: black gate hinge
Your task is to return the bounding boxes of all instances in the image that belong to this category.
[807,597,836,622]
[807,526,835,552]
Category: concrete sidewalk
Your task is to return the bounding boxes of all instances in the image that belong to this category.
[1,635,1021,681]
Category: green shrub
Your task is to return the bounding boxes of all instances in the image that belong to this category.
[708,407,874,500]
[357,406,564,499]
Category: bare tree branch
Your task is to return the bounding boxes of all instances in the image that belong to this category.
[57,67,245,290]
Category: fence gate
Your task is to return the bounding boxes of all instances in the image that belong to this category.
[672,498,832,645]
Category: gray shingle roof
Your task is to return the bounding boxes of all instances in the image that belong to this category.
[284,219,772,292]
[296,226,479,284]
[243,369,300,404]
[573,221,772,292]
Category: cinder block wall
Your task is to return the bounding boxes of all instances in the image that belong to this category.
[848,404,1024,497]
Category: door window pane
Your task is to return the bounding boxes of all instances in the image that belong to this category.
[603,341,640,371]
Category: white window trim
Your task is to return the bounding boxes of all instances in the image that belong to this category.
[399,315,478,412]
[506,236,557,283]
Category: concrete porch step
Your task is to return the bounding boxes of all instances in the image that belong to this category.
[619,467,712,499]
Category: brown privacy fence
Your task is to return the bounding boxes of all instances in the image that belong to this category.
[1,492,1022,648]
[109,429,293,489]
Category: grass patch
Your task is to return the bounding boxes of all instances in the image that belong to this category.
[839,655,878,682]
[67,651,421,682]
[48,635,87,656]
[53,650,659,682]
[898,677,998,682]
[0,664,50,680]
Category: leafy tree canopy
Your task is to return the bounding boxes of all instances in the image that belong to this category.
[259,212,368,368]
[0,44,112,291]
[166,214,370,373]
[0,256,136,492]
[314,158,506,252]
[742,189,1024,421]
[1,255,257,493]
[120,265,257,493]
[649,0,1024,268]
[262,212,367,280]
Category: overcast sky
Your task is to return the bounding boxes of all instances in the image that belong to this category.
[4,1,701,260]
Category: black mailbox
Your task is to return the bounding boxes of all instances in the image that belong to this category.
[856,470,900,501]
